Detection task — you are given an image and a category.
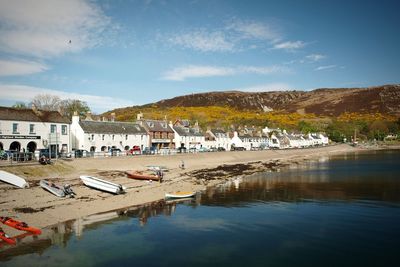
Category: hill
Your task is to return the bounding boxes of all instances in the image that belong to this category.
[151,84,400,116]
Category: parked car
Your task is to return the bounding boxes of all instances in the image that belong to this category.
[128,146,141,155]
[110,148,122,156]
[217,147,226,152]
[74,149,91,158]
[38,148,59,159]
[198,147,210,152]
[143,147,156,155]
[0,150,14,160]
[177,146,187,153]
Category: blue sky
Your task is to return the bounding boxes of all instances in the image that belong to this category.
[0,0,399,113]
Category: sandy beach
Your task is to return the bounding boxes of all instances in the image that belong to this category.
[0,144,374,234]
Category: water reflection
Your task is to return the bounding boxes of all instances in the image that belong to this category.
[1,150,399,263]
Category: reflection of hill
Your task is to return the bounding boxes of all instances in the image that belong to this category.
[201,171,400,207]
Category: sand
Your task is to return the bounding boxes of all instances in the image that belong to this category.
[0,144,366,234]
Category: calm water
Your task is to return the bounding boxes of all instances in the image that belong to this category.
[1,150,400,267]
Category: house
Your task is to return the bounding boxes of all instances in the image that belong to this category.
[171,120,205,150]
[205,129,231,151]
[0,106,70,155]
[269,132,290,149]
[70,113,148,153]
[136,113,175,149]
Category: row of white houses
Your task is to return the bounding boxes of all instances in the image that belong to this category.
[0,106,329,156]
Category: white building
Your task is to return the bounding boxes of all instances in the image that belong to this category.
[71,114,149,153]
[0,106,71,154]
[205,129,231,151]
[171,120,205,150]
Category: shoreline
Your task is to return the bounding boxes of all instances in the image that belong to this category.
[0,144,394,233]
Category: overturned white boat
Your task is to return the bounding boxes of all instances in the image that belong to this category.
[80,175,125,194]
[40,179,75,198]
[0,170,29,188]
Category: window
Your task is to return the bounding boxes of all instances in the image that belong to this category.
[112,135,115,140]
[125,135,128,140]
[29,124,35,134]
[12,123,18,134]
[91,134,94,140]
[62,125,67,135]
[102,135,105,141]
[50,124,56,133]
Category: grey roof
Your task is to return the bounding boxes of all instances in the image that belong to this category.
[141,119,174,133]
[79,121,147,134]
[173,126,203,137]
[211,129,226,135]
[0,106,70,123]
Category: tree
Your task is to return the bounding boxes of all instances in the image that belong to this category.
[59,99,91,118]
[31,94,61,111]
[30,94,91,118]
[12,102,27,109]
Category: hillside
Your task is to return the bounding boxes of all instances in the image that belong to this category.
[152,84,400,116]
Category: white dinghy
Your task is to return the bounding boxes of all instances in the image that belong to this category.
[40,179,76,198]
[0,170,29,188]
[80,175,126,194]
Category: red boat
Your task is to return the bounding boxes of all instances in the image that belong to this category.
[0,227,16,245]
[125,171,163,182]
[0,217,41,235]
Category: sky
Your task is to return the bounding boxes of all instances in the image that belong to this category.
[0,0,399,113]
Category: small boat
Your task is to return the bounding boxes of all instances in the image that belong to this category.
[0,170,29,188]
[0,227,16,245]
[40,179,76,198]
[126,171,163,182]
[165,191,196,199]
[80,175,125,194]
[146,165,168,172]
[0,216,41,235]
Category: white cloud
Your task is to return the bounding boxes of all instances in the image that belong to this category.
[168,30,234,52]
[162,65,236,81]
[162,65,289,81]
[0,0,112,58]
[273,41,305,51]
[315,65,337,71]
[226,20,281,42]
[0,59,49,76]
[0,84,134,112]
[306,54,326,62]
[167,19,285,52]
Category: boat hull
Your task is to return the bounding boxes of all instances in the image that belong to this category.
[165,191,196,199]
[40,180,66,197]
[80,175,125,194]
[0,170,29,188]
[126,171,162,181]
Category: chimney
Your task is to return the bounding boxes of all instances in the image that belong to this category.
[72,111,80,124]
[85,112,93,121]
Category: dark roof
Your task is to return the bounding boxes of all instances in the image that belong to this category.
[141,119,174,133]
[173,126,203,137]
[211,129,226,135]
[0,106,70,123]
[79,121,147,134]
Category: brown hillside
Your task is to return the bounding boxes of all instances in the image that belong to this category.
[105,84,400,118]
[152,84,400,116]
